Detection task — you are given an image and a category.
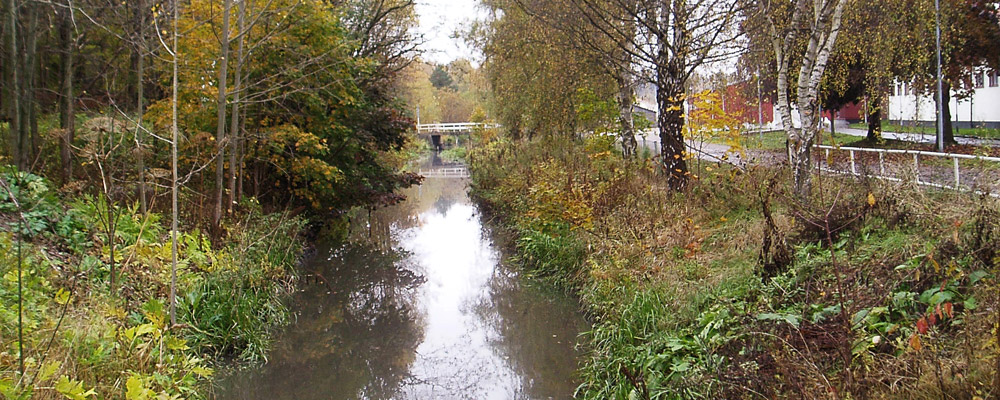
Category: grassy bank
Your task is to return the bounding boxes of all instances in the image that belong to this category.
[467,135,1000,399]
[0,169,306,399]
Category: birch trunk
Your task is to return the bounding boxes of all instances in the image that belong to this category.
[769,0,848,200]
[617,74,637,158]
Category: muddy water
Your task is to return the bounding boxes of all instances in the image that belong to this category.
[218,165,589,399]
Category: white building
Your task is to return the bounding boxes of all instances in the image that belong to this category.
[888,69,1000,129]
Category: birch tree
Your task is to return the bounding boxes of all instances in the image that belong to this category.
[753,0,848,199]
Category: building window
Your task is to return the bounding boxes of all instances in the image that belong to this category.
[990,71,998,87]
[975,72,985,88]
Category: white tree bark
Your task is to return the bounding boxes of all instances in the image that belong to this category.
[763,0,847,200]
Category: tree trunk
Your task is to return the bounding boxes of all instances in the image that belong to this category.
[213,0,232,229]
[5,0,22,169]
[24,3,38,165]
[227,0,246,213]
[237,113,246,202]
[617,75,637,158]
[939,79,956,147]
[867,93,883,142]
[135,0,148,214]
[169,0,180,326]
[616,8,637,159]
[59,4,75,181]
[656,61,688,190]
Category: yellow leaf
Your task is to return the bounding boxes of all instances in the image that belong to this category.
[867,193,876,207]
[55,288,70,305]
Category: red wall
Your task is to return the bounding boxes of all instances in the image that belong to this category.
[720,82,773,125]
[822,101,863,121]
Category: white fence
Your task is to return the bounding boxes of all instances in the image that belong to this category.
[416,123,499,133]
[814,144,1000,198]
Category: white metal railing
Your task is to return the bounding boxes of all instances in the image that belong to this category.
[416,123,499,133]
[814,144,1000,198]
[417,167,470,178]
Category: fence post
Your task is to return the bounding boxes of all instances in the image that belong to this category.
[850,150,857,175]
[913,153,920,184]
[953,157,960,188]
[879,152,885,175]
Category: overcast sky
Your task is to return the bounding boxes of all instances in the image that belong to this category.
[414,0,485,65]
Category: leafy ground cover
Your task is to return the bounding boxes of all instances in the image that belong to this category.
[0,169,306,399]
[468,134,1000,399]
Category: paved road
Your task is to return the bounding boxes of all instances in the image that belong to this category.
[635,133,773,169]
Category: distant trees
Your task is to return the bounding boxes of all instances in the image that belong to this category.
[430,65,455,90]
[477,0,618,140]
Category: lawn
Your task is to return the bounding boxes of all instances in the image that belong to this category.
[849,122,1000,139]
[719,129,865,151]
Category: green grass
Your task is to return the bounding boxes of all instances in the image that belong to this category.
[849,122,1000,139]
[709,129,863,151]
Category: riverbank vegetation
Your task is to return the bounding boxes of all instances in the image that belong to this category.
[469,135,999,398]
[1,0,426,397]
[1,169,305,398]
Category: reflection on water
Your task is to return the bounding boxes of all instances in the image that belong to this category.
[218,167,588,399]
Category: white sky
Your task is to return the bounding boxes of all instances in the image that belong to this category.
[414,0,485,65]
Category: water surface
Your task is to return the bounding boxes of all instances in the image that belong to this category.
[219,166,588,399]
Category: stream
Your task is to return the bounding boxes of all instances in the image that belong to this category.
[218,157,589,399]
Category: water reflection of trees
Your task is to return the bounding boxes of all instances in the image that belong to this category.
[471,262,589,400]
[220,238,427,400]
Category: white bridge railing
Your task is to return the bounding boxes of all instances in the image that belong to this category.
[814,144,1000,198]
[417,167,470,178]
[416,122,499,133]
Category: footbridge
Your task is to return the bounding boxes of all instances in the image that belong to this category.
[416,123,499,150]
[416,122,499,135]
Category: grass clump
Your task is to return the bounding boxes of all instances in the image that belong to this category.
[468,134,1000,399]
